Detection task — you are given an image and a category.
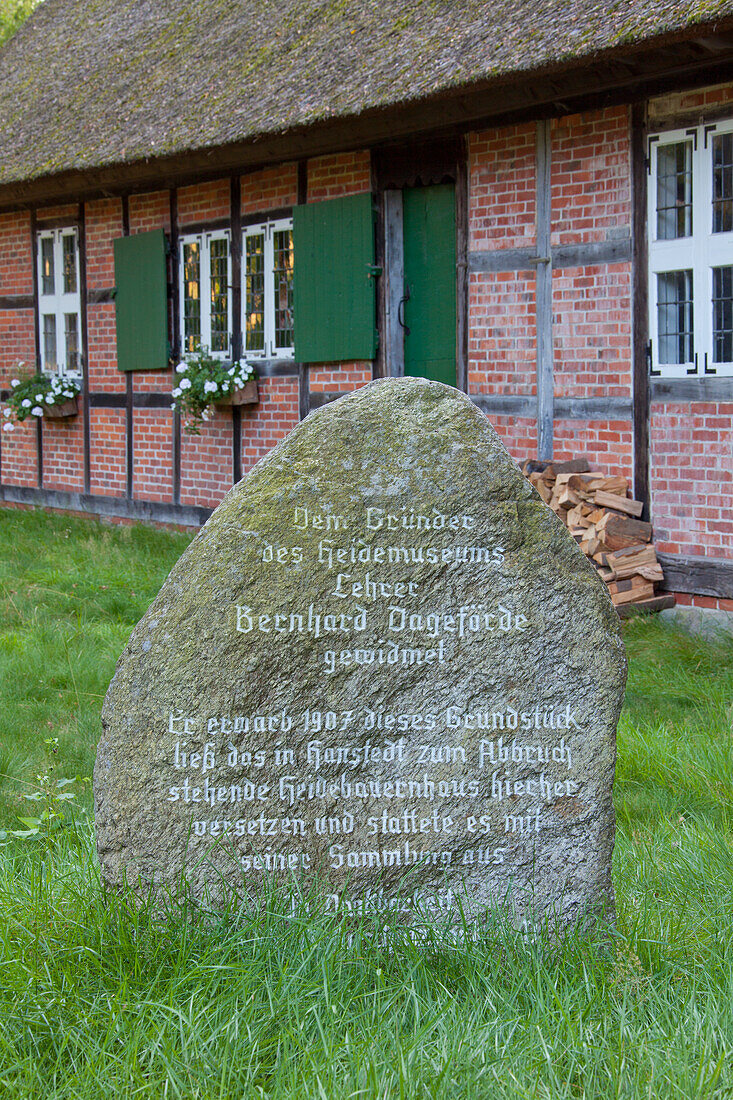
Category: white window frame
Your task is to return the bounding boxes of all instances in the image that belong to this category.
[648,119,733,378]
[178,230,231,359]
[36,227,82,377]
[242,217,294,360]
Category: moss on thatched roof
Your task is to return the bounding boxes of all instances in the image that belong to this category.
[1,0,733,185]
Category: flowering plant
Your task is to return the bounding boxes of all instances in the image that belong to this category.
[2,368,81,431]
[171,349,257,434]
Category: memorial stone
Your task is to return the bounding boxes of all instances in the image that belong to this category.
[95,378,626,928]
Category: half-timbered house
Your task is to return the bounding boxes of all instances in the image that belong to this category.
[0,0,732,610]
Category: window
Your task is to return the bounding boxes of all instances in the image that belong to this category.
[242,218,294,358]
[179,231,231,357]
[37,228,82,375]
[648,120,733,377]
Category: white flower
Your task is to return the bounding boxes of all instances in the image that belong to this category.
[10,378,21,388]
[21,399,31,408]
[201,408,212,420]
[2,422,13,432]
[3,408,11,418]
[31,406,44,417]
[228,367,236,376]
[176,362,188,373]
[46,395,55,404]
[171,387,182,398]
[203,380,218,394]
[170,402,177,410]
[179,378,192,390]
[34,394,44,402]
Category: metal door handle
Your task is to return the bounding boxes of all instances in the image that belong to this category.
[397,284,411,336]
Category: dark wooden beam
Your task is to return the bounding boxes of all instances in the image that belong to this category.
[455,135,469,394]
[0,294,34,310]
[535,119,553,461]
[230,174,243,485]
[120,195,133,501]
[78,204,91,494]
[631,100,650,519]
[86,288,115,304]
[469,236,632,273]
[658,553,733,600]
[170,186,181,507]
[651,377,733,402]
[471,394,633,420]
[0,483,210,528]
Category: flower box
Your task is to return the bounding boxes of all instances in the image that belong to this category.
[217,380,259,406]
[43,396,79,419]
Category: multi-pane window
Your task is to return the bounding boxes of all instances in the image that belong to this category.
[36,228,82,375]
[648,120,733,377]
[242,218,294,358]
[179,231,231,357]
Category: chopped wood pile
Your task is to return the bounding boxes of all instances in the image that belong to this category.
[522,456,675,617]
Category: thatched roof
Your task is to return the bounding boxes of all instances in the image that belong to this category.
[2,0,733,189]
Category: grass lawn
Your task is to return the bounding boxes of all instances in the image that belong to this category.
[1,506,733,1099]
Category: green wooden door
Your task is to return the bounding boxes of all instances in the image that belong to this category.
[402,184,456,386]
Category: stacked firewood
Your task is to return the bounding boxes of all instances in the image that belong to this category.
[522,456,674,615]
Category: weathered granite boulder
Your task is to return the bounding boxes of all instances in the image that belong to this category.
[95,377,626,928]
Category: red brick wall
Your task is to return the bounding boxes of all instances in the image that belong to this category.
[241,164,298,215]
[0,210,33,297]
[42,416,85,492]
[552,264,632,399]
[180,411,233,509]
[178,180,229,226]
[241,378,300,473]
[309,366,372,393]
[307,152,370,201]
[489,416,538,459]
[468,272,536,397]
[550,107,630,246]
[468,125,536,399]
[86,198,125,394]
[133,407,173,503]
[650,404,733,560]
[1,417,36,486]
[554,420,634,482]
[89,409,126,497]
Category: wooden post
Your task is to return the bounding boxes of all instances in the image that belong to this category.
[121,195,133,499]
[170,187,181,506]
[78,204,91,493]
[383,189,405,376]
[455,136,469,394]
[631,101,651,519]
[536,119,554,461]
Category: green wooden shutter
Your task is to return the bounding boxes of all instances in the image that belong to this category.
[113,229,169,371]
[293,192,377,362]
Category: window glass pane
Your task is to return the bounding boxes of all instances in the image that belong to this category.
[62,234,77,294]
[41,237,55,296]
[209,237,229,354]
[273,228,294,349]
[713,266,733,363]
[656,141,693,239]
[713,133,733,234]
[245,232,265,353]
[657,270,694,364]
[43,314,57,370]
[183,241,201,353]
[64,313,79,372]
